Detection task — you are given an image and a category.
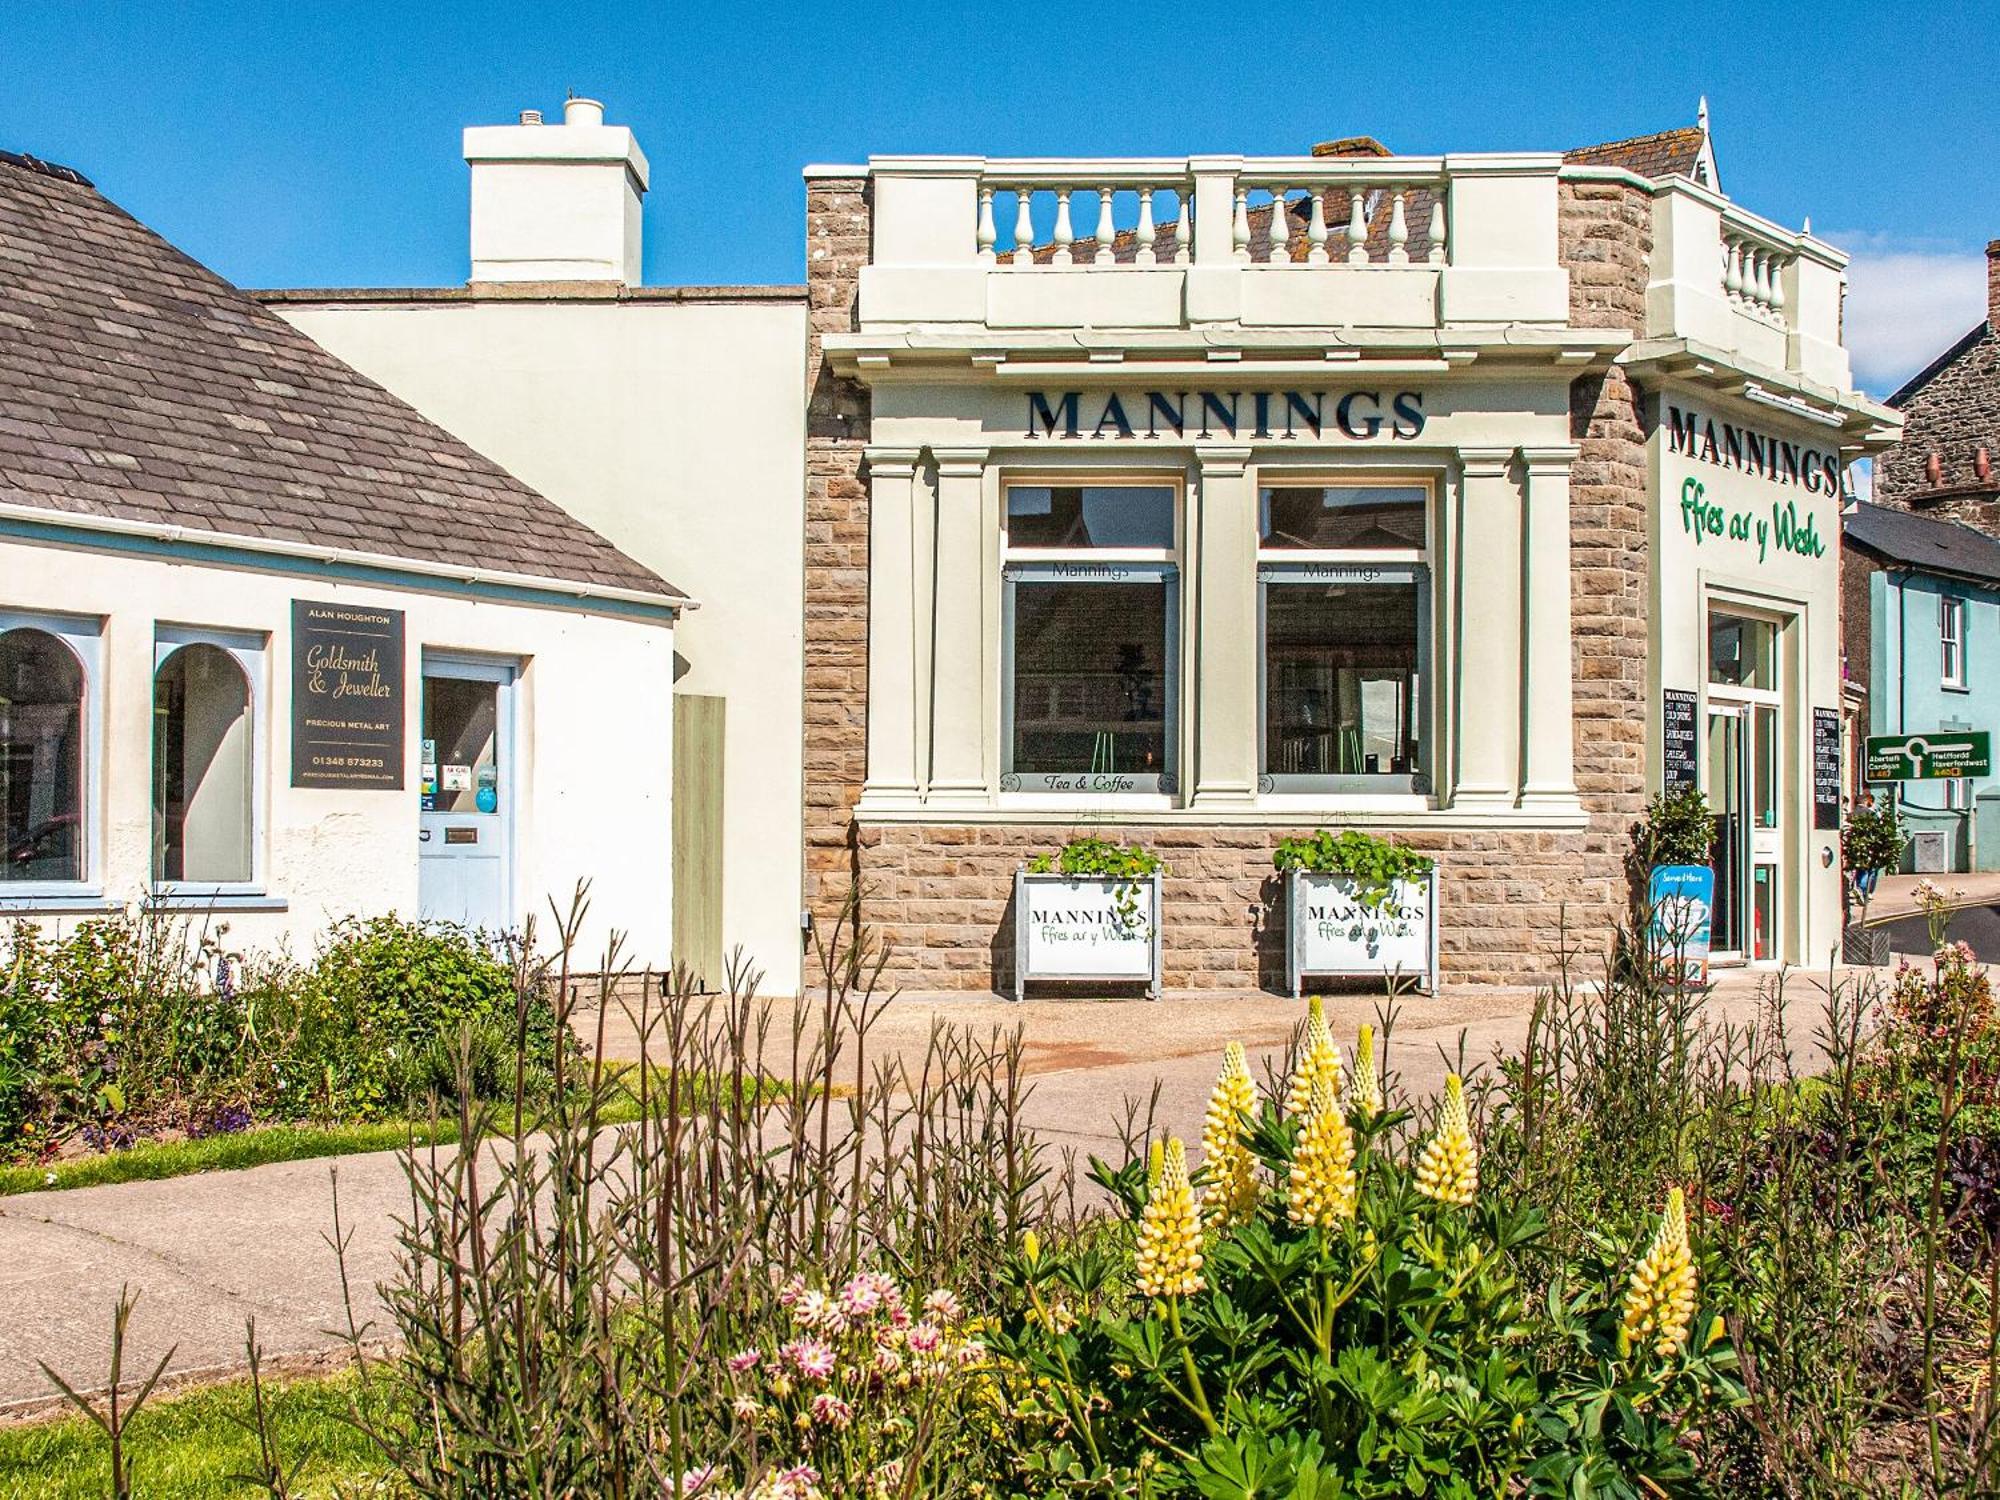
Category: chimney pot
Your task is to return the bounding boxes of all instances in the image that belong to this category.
[519,108,543,126]
[564,97,605,128]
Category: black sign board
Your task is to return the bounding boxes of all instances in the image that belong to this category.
[1662,689,1699,790]
[290,599,405,789]
[1812,708,1842,830]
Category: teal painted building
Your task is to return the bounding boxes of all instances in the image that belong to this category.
[1846,502,2000,872]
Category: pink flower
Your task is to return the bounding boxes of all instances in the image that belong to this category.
[872,1343,903,1377]
[810,1392,854,1430]
[778,1276,806,1308]
[839,1270,899,1320]
[792,1289,833,1329]
[727,1348,762,1373]
[675,1467,720,1496]
[732,1395,760,1421]
[907,1321,942,1355]
[921,1288,963,1325]
[782,1338,837,1381]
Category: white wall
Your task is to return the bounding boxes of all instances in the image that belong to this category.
[0,535,676,970]
[274,295,809,992]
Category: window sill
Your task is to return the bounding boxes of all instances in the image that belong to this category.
[148,890,291,913]
[0,890,123,914]
[857,800,1589,831]
[1943,682,1970,694]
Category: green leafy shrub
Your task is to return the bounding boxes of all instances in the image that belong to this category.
[282,915,559,1121]
[1272,829,1434,913]
[1633,786,1714,869]
[0,908,570,1156]
[1844,795,1908,875]
[993,1047,1740,1496]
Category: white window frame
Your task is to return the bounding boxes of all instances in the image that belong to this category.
[1254,477,1436,800]
[999,478,1183,802]
[152,625,268,899]
[1941,594,1967,691]
[0,610,103,902]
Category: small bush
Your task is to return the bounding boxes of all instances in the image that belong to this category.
[1,907,571,1157]
[1633,785,1714,869]
[1845,794,1908,875]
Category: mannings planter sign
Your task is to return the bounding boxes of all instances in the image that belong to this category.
[1013,869,1162,1002]
[1285,870,1438,996]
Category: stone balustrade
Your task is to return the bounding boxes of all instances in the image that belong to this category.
[856,154,1565,330]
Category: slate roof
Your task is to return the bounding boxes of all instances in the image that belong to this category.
[1846,500,2000,584]
[1564,126,1707,182]
[0,149,680,599]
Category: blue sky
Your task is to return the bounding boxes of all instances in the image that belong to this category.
[2,0,1992,394]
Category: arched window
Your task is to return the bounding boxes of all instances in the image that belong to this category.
[1,626,86,883]
[153,642,254,884]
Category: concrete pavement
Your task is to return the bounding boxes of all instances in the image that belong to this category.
[0,964,1868,1416]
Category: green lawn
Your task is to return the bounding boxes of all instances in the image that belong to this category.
[0,1066,796,1197]
[0,1370,389,1498]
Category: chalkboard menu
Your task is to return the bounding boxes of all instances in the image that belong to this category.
[1662,689,1699,790]
[1812,707,1842,831]
[290,599,405,789]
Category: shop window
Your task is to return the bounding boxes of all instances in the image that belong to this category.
[152,636,260,887]
[1941,595,1966,689]
[0,618,94,886]
[1708,612,1776,690]
[1003,483,1178,793]
[1258,483,1430,793]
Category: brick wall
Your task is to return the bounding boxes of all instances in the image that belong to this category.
[798,176,1657,994]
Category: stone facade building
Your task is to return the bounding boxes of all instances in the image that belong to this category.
[801,118,1897,992]
[1872,241,2000,515]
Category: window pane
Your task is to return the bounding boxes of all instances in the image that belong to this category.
[1264,580,1422,780]
[423,676,501,814]
[153,644,252,883]
[1259,486,1427,549]
[1708,613,1775,689]
[1007,486,1174,549]
[1,628,84,882]
[1010,579,1170,785]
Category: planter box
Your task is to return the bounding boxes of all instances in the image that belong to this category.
[1842,923,1890,967]
[1013,869,1162,1002]
[1284,869,1438,997]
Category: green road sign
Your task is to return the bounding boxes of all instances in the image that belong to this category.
[1866,731,1992,782]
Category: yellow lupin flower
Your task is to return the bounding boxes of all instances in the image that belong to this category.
[1620,1187,1697,1359]
[1287,1076,1358,1228]
[1134,1136,1205,1298]
[1413,1074,1479,1206]
[1200,1042,1261,1230]
[1284,995,1345,1116]
[1350,1024,1383,1118]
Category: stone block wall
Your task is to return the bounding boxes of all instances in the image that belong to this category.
[1873,242,1999,511]
[799,175,1657,994]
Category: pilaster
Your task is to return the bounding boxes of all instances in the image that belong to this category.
[1451,448,1523,807]
[1519,445,1581,810]
[1192,446,1258,806]
[857,447,921,806]
[928,446,992,805]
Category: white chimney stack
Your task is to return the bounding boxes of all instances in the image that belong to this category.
[464,97,649,286]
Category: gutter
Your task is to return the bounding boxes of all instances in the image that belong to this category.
[0,502,694,619]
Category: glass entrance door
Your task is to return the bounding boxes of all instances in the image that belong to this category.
[1707,698,1782,963]
[1708,706,1746,959]
[419,658,513,933]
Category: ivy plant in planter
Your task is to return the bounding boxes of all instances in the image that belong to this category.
[1273,830,1438,995]
[1016,838,1166,1001]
